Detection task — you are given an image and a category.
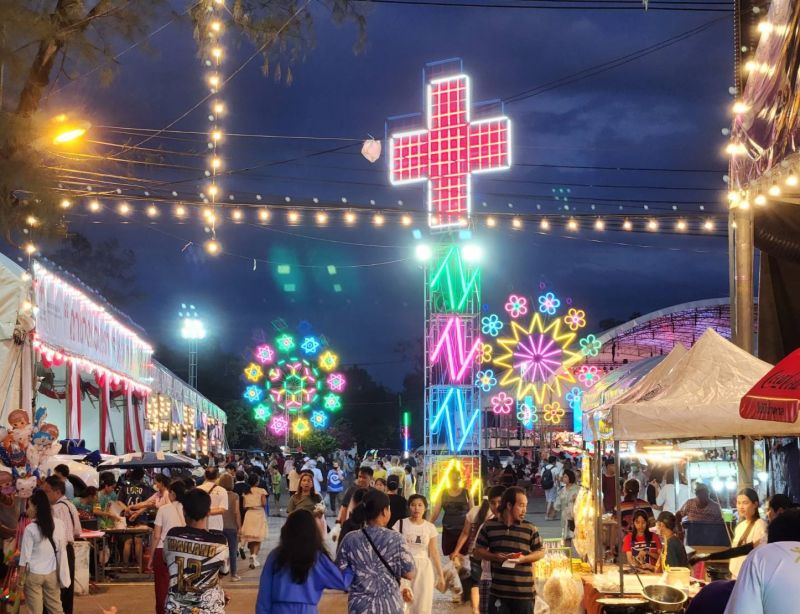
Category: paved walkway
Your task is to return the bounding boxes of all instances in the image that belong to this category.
[65,494,562,614]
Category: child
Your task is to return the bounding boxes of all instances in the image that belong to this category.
[395,494,446,614]
[656,511,688,571]
[623,509,661,571]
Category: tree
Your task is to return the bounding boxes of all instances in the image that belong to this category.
[46,232,139,305]
[0,1,368,238]
[221,400,263,449]
[338,366,401,451]
[302,431,338,458]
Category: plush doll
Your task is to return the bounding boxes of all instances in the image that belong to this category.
[15,476,36,498]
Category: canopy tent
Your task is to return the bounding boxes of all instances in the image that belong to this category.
[583,354,666,411]
[740,347,800,434]
[610,329,780,440]
[583,344,688,442]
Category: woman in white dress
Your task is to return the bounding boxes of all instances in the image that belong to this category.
[241,473,269,569]
[729,487,768,579]
[395,494,445,614]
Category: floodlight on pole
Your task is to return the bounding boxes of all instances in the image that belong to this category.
[178,304,205,388]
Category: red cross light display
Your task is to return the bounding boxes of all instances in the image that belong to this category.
[390,74,511,230]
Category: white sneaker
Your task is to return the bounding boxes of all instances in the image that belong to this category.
[252,558,261,568]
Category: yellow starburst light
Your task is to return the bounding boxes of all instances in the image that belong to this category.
[244,362,263,382]
[493,313,582,405]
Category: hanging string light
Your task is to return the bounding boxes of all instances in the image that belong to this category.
[204,0,226,255]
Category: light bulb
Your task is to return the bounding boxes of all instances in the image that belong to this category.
[89,200,101,212]
[594,219,604,231]
[205,238,221,255]
[400,214,412,226]
[704,219,715,231]
[768,183,781,197]
[647,219,658,231]
[486,216,496,228]
[511,218,522,229]
[208,75,220,88]
[567,218,579,231]
[118,203,130,215]
[211,47,222,60]
[287,211,300,224]
[26,215,38,226]
[60,199,71,209]
[210,21,221,32]
[744,60,757,72]
[623,219,633,231]
[211,130,222,142]
[373,214,385,226]
[754,193,767,206]
[213,102,224,115]
[344,211,356,225]
[676,219,687,231]
[732,101,749,114]
[232,209,243,221]
[24,243,37,255]
[540,219,550,230]
[786,174,798,187]
[739,199,751,210]
[211,157,221,169]
[258,209,270,222]
[728,191,741,203]
[207,185,218,197]
[147,205,158,217]
[316,211,328,225]
[175,205,187,218]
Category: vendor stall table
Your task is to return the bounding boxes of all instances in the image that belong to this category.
[102,526,152,576]
[79,529,106,583]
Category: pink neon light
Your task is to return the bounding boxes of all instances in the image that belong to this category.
[513,333,563,383]
[390,74,511,229]
[327,372,346,393]
[430,316,482,383]
[255,344,275,365]
[269,414,289,436]
[504,294,528,319]
[490,391,514,415]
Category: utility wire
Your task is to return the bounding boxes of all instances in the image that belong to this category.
[355,0,733,12]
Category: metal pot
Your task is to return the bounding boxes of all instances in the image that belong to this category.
[641,584,688,613]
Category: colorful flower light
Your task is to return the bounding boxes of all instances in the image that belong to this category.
[318,350,338,372]
[243,362,263,382]
[310,410,329,429]
[322,392,342,411]
[243,385,263,404]
[543,401,565,424]
[266,360,320,413]
[253,403,271,421]
[493,313,581,404]
[254,344,275,365]
[504,294,529,319]
[579,334,602,357]
[516,402,538,429]
[326,372,346,393]
[565,386,583,408]
[578,365,599,388]
[490,391,514,415]
[563,308,586,331]
[538,292,561,316]
[276,333,295,353]
[481,314,503,337]
[480,343,493,364]
[292,417,311,437]
[301,336,321,355]
[269,414,289,436]
[475,369,497,392]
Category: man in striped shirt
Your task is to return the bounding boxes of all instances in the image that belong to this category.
[474,486,543,614]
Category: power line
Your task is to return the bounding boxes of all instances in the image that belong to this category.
[355,0,733,11]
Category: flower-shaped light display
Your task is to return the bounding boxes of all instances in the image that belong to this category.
[579,334,602,357]
[292,417,311,437]
[301,336,321,355]
[310,410,329,429]
[481,314,504,337]
[269,414,289,436]
[255,344,275,365]
[326,373,346,393]
[244,324,346,434]
[563,308,586,331]
[318,351,338,372]
[244,363,264,383]
[516,403,538,429]
[578,365,599,388]
[542,401,565,424]
[490,391,514,415]
[538,292,561,316]
[475,369,497,392]
[565,386,583,409]
[480,343,493,364]
[504,294,529,319]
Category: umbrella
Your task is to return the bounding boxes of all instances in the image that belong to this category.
[98,452,199,469]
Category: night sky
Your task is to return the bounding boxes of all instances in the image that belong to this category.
[35,2,734,389]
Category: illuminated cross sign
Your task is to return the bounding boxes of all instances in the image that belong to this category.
[390,73,511,229]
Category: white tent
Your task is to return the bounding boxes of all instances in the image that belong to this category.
[583,344,688,441]
[611,329,783,439]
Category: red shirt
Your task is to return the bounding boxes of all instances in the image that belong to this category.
[623,531,662,566]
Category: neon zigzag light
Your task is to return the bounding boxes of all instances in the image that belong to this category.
[429,245,480,313]
[430,316,482,383]
[430,388,480,453]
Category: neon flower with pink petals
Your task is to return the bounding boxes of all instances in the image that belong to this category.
[490,391,514,415]
[578,365,599,388]
[504,294,529,319]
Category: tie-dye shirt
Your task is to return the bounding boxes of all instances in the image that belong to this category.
[335,525,415,614]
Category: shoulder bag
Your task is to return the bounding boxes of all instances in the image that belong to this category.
[361,528,399,585]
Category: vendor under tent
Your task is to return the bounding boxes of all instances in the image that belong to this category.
[99,451,199,469]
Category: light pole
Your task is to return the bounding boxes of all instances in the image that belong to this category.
[179,304,206,389]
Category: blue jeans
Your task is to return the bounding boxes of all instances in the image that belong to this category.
[223,528,238,576]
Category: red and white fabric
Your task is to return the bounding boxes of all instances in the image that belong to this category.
[67,362,81,440]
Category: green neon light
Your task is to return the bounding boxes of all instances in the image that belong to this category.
[429,245,481,313]
[403,411,409,427]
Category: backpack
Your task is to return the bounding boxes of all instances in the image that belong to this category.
[541,466,554,491]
